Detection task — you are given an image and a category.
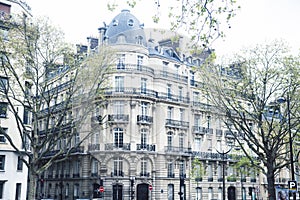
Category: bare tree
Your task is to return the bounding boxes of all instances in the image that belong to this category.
[108,0,240,48]
[0,15,114,199]
[199,40,300,200]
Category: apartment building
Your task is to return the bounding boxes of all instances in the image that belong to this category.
[0,0,31,199]
[37,9,264,200]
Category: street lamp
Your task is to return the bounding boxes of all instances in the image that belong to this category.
[277,96,296,200]
[216,144,233,200]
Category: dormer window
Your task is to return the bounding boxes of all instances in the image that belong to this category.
[113,19,119,26]
[128,19,134,26]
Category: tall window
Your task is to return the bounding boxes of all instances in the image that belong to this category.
[179,134,184,150]
[218,187,222,200]
[137,55,143,70]
[0,182,4,198]
[207,116,211,129]
[115,76,124,92]
[0,102,7,118]
[195,137,202,152]
[73,160,80,176]
[168,184,174,200]
[17,156,23,171]
[74,131,80,145]
[141,128,147,148]
[91,131,99,145]
[180,109,184,121]
[208,187,213,200]
[91,159,98,176]
[193,91,199,103]
[73,184,79,197]
[167,107,173,119]
[167,160,174,178]
[141,157,147,176]
[0,77,8,92]
[208,163,213,180]
[114,128,123,148]
[114,101,124,115]
[163,61,168,77]
[23,106,31,125]
[141,102,148,116]
[0,128,7,143]
[167,132,173,149]
[196,187,202,200]
[217,164,222,180]
[113,157,123,176]
[179,160,185,177]
[194,114,201,127]
[167,84,172,99]
[178,87,183,101]
[15,183,21,200]
[0,155,5,170]
[141,78,147,94]
[117,54,125,69]
[190,71,195,86]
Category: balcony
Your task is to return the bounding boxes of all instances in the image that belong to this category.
[111,171,124,177]
[192,126,210,135]
[105,143,131,151]
[165,146,191,155]
[137,115,153,125]
[108,114,129,123]
[113,63,155,75]
[88,143,100,151]
[167,173,175,178]
[136,144,156,152]
[165,119,189,129]
[156,70,188,83]
[140,172,150,177]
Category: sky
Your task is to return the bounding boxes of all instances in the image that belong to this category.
[26,0,300,60]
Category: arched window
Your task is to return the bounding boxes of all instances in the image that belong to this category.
[167,184,174,200]
[167,131,173,150]
[128,19,134,26]
[137,36,143,45]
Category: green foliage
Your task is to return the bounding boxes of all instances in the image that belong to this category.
[190,158,205,180]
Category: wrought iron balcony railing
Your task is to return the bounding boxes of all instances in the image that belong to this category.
[165,119,189,129]
[105,143,131,151]
[136,144,156,151]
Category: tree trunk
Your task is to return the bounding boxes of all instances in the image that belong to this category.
[266,162,276,200]
[28,168,38,200]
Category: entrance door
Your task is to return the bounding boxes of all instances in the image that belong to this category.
[113,184,123,200]
[137,183,149,200]
[228,186,236,200]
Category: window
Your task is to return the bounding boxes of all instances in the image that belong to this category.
[141,157,147,176]
[115,76,124,92]
[218,187,222,200]
[196,187,202,200]
[167,160,174,178]
[73,160,80,177]
[137,36,143,45]
[167,107,173,119]
[178,87,183,101]
[114,128,123,148]
[167,132,173,149]
[208,187,213,200]
[217,164,222,180]
[128,19,134,26]
[208,163,213,180]
[137,55,143,70]
[141,78,147,94]
[141,102,148,116]
[0,128,7,143]
[23,106,31,124]
[0,155,5,170]
[74,132,80,145]
[207,116,211,129]
[113,19,119,26]
[117,54,125,69]
[194,114,201,127]
[91,159,98,176]
[167,184,174,200]
[73,184,79,197]
[0,102,7,118]
[113,157,123,176]
[15,183,21,200]
[179,134,184,150]
[194,138,202,152]
[17,156,23,171]
[180,109,184,121]
[167,84,172,99]
[114,101,124,115]
[190,71,195,86]
[179,160,185,177]
[0,182,4,198]
[65,184,69,197]
[163,62,168,77]
[141,128,147,148]
[0,77,8,92]
[24,81,32,97]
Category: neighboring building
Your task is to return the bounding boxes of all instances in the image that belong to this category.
[37,9,295,200]
[0,0,31,199]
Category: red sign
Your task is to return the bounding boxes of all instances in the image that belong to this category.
[149,185,153,191]
[99,186,104,193]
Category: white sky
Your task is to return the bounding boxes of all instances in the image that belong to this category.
[26,0,300,59]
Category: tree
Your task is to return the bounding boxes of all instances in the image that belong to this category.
[0,15,114,199]
[199,40,300,200]
[108,0,240,48]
